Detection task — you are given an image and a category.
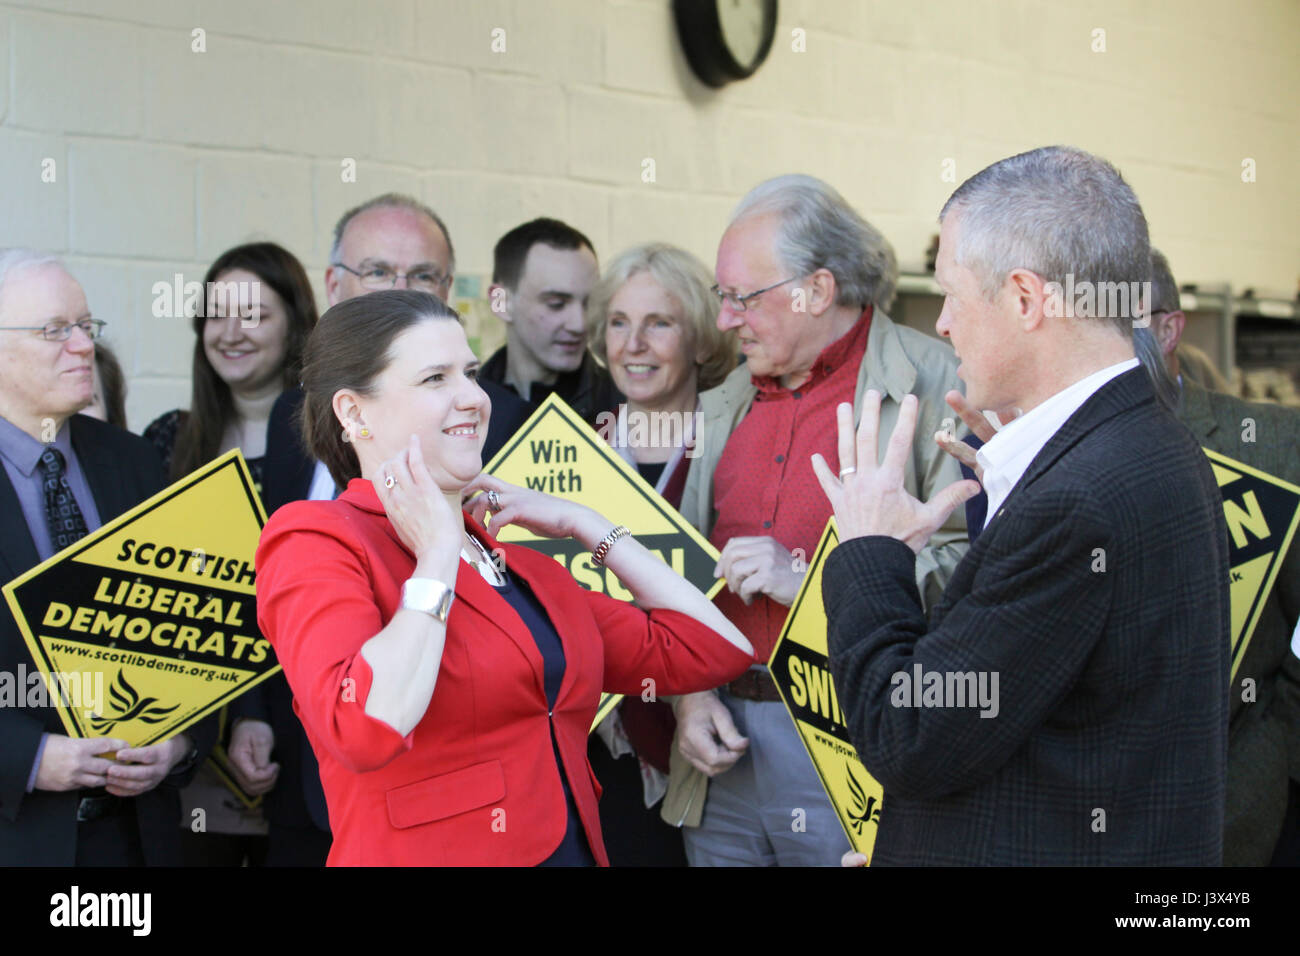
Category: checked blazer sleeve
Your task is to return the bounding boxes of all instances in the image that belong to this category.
[822,486,1114,801]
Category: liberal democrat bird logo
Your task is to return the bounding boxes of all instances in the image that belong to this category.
[845,764,882,836]
[88,670,180,734]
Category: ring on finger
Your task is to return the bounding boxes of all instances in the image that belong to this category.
[839,466,856,479]
[384,473,396,490]
[487,489,501,511]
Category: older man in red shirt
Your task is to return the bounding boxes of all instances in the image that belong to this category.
[663,175,969,866]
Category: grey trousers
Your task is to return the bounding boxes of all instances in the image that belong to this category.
[682,687,849,866]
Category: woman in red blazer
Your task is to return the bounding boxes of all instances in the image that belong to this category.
[255,290,754,866]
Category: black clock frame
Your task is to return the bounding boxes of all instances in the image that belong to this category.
[673,0,779,88]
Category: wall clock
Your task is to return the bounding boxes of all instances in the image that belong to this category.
[673,0,778,88]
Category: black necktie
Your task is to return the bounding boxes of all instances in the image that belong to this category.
[38,447,89,552]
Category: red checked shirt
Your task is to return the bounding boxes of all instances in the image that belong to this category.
[711,308,872,662]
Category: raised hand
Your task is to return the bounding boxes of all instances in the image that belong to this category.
[374,434,461,561]
[462,473,600,544]
[933,390,1020,484]
[811,392,981,551]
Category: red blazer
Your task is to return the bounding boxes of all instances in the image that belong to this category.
[255,478,752,866]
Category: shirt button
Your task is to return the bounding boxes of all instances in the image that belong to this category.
[763,521,772,529]
[792,391,802,400]
[775,455,784,463]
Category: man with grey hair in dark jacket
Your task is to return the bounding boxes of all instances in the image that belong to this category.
[821,147,1229,865]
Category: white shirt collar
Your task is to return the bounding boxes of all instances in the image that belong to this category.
[976,358,1138,530]
[307,459,338,501]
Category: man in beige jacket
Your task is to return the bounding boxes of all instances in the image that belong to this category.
[662,175,969,865]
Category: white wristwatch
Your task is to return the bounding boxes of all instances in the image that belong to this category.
[400,578,454,623]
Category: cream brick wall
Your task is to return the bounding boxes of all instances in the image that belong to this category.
[0,0,1295,431]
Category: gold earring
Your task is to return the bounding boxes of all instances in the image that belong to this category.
[359,427,370,438]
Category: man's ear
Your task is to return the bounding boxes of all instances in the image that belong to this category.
[1155,310,1185,355]
[324,265,343,308]
[1007,268,1049,331]
[488,283,512,323]
[805,269,837,317]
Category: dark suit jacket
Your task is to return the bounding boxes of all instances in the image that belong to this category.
[480,347,622,429]
[0,414,215,865]
[255,479,752,865]
[1179,380,1300,865]
[262,388,316,516]
[823,368,1230,865]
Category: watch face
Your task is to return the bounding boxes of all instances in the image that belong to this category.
[717,0,767,70]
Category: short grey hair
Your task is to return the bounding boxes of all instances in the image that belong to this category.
[1149,247,1181,315]
[329,193,456,275]
[1133,323,1179,411]
[939,146,1150,336]
[730,174,892,310]
[0,248,63,309]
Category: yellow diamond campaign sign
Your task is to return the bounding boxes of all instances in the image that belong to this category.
[2,450,279,746]
[769,518,884,863]
[483,394,723,728]
[1205,448,1300,679]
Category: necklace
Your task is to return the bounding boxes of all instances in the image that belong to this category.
[461,534,504,585]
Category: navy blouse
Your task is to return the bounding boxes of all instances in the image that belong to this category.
[490,569,596,867]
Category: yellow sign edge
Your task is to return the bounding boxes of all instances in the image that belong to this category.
[1203,448,1300,680]
[767,516,879,860]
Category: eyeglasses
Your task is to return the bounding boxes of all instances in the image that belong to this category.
[0,318,106,342]
[333,261,452,293]
[710,276,799,312]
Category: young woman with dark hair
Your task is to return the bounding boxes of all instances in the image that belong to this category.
[145,241,318,493]
[142,241,318,866]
